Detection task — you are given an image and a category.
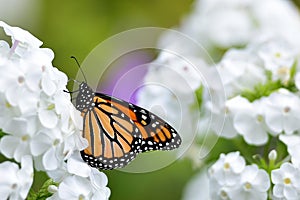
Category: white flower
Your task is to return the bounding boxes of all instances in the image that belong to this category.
[57,175,93,200]
[0,21,106,200]
[0,156,33,200]
[56,173,110,200]
[0,60,41,114]
[217,96,251,139]
[228,164,270,200]
[209,151,245,186]
[233,98,275,145]
[144,52,205,97]
[216,49,266,98]
[89,168,111,200]
[31,129,65,171]
[252,0,300,47]
[174,0,300,60]
[183,169,211,200]
[271,162,300,199]
[201,6,254,48]
[264,89,300,134]
[0,21,42,49]
[0,117,37,162]
[257,40,296,83]
[47,153,110,200]
[0,20,86,167]
[279,135,300,168]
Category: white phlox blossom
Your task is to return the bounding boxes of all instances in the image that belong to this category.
[208,152,245,186]
[264,89,300,135]
[47,153,111,200]
[233,97,277,145]
[257,40,297,84]
[216,48,266,98]
[271,163,300,199]
[159,0,300,60]
[209,152,270,200]
[0,155,33,200]
[205,38,300,145]
[280,135,300,168]
[228,164,270,200]
[0,21,110,199]
[0,21,86,171]
[211,95,250,139]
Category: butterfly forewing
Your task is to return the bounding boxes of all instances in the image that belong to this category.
[76,82,181,170]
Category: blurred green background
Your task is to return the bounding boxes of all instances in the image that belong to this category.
[0,1,196,200]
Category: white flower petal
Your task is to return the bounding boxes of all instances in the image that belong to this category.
[43,148,58,171]
[0,136,19,158]
[0,21,42,47]
[67,154,91,178]
[38,109,58,129]
[42,74,56,96]
[2,118,27,135]
[30,133,51,156]
[58,176,91,199]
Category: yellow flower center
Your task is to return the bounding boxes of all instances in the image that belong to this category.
[220,190,228,199]
[244,182,252,190]
[256,114,263,123]
[277,66,289,76]
[5,101,12,108]
[53,139,60,146]
[284,177,291,185]
[47,104,55,110]
[274,52,281,58]
[78,194,85,200]
[223,162,230,170]
[21,135,29,141]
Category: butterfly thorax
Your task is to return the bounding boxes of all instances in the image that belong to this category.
[76,82,95,112]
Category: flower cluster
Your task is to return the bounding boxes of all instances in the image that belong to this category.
[208,152,300,199]
[0,21,110,199]
[208,39,300,145]
[136,0,300,199]
[208,152,270,200]
[158,0,300,61]
[47,153,110,200]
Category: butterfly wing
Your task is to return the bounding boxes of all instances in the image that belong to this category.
[80,95,143,169]
[98,94,182,153]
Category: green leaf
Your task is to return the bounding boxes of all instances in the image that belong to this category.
[193,85,204,109]
[27,179,57,200]
[240,80,282,102]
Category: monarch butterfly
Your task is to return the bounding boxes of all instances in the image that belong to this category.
[70,58,181,170]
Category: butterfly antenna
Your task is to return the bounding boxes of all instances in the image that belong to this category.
[70,56,88,83]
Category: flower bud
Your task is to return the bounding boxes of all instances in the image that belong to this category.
[268,150,277,161]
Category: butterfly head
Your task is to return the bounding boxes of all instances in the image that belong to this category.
[76,82,95,111]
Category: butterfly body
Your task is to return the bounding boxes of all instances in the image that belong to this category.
[76,82,181,170]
